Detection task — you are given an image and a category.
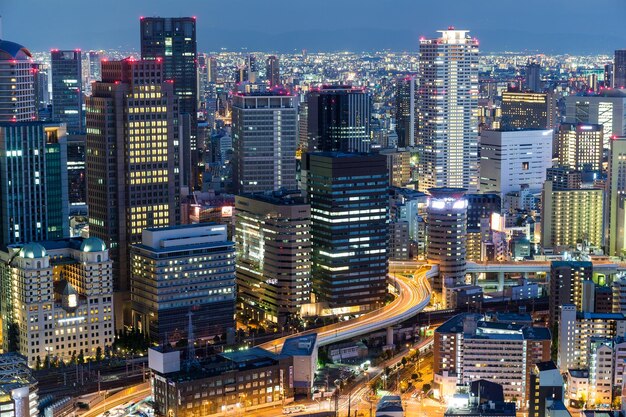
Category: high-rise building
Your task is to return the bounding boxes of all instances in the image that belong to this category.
[465,193,501,262]
[500,91,557,130]
[557,123,603,171]
[235,192,311,326]
[480,129,553,198]
[565,91,626,148]
[614,50,626,88]
[426,188,468,307]
[379,148,412,187]
[546,166,583,191]
[0,122,69,248]
[307,86,372,153]
[605,64,614,88]
[31,63,49,113]
[395,76,417,148]
[0,40,35,122]
[608,137,626,256]
[541,181,604,251]
[67,135,86,205]
[306,152,389,313]
[548,261,593,325]
[232,92,297,194]
[140,17,197,188]
[266,55,280,87]
[86,58,180,328]
[528,361,564,417]
[87,51,102,82]
[51,50,83,134]
[130,224,235,344]
[525,63,542,92]
[418,29,479,191]
[208,56,217,83]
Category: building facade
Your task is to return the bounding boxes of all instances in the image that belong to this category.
[131,224,235,344]
[235,192,311,326]
[306,152,389,314]
[500,91,556,131]
[232,92,297,194]
[395,76,417,148]
[0,238,113,367]
[418,29,479,191]
[0,40,35,122]
[51,50,83,134]
[557,123,603,171]
[608,137,626,256]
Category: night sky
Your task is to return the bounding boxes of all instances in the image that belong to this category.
[2,0,626,53]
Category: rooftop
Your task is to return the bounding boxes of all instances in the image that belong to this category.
[0,39,32,60]
[280,334,317,357]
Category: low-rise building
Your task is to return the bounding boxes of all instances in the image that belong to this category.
[0,353,38,417]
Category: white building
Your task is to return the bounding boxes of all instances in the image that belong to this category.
[479,129,553,197]
[418,29,479,192]
[0,238,114,367]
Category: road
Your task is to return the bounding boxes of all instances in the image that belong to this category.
[78,382,151,417]
[259,266,433,353]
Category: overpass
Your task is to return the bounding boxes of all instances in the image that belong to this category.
[258,266,434,353]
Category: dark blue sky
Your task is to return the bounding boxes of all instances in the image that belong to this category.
[2,0,626,53]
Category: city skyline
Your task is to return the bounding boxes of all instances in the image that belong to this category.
[2,0,626,53]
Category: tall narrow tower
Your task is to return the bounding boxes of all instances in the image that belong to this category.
[418,28,479,192]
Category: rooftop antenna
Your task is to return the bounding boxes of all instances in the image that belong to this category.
[185,310,199,370]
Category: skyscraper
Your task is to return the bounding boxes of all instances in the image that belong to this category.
[525,63,542,92]
[608,137,626,256]
[306,152,389,313]
[557,123,603,171]
[565,90,626,148]
[235,192,311,326]
[232,92,297,194]
[307,85,372,153]
[418,29,479,192]
[208,56,217,83]
[86,58,180,328]
[614,50,626,88]
[0,122,69,248]
[395,76,417,148]
[0,39,35,122]
[140,17,198,188]
[500,91,557,130]
[266,55,280,87]
[31,63,49,113]
[51,50,84,134]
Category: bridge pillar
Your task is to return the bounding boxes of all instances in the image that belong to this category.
[498,271,505,292]
[386,327,394,347]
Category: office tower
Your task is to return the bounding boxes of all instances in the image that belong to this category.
[379,148,412,187]
[433,314,551,405]
[541,181,603,251]
[549,261,593,325]
[565,91,626,149]
[86,58,180,328]
[140,17,198,188]
[298,100,309,151]
[395,76,417,148]
[306,152,389,313]
[525,63,541,92]
[0,353,38,417]
[615,50,626,88]
[557,304,626,372]
[50,50,83,134]
[419,29,479,191]
[208,56,217,83]
[307,85,372,153]
[232,92,297,194]
[426,188,468,306]
[87,51,101,82]
[480,129,553,197]
[67,135,85,205]
[609,137,626,256]
[235,192,311,326]
[557,123,603,170]
[246,54,258,83]
[130,224,235,344]
[528,361,564,417]
[605,64,614,88]
[0,122,68,248]
[266,55,280,87]
[31,63,49,113]
[0,40,35,122]
[500,91,557,130]
[0,238,113,366]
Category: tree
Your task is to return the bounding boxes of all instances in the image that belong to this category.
[96,346,103,362]
[384,366,391,377]
[401,357,408,367]
[43,355,50,369]
[70,352,77,364]
[77,351,85,365]
[411,373,418,380]
[422,383,431,394]
[35,356,42,370]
